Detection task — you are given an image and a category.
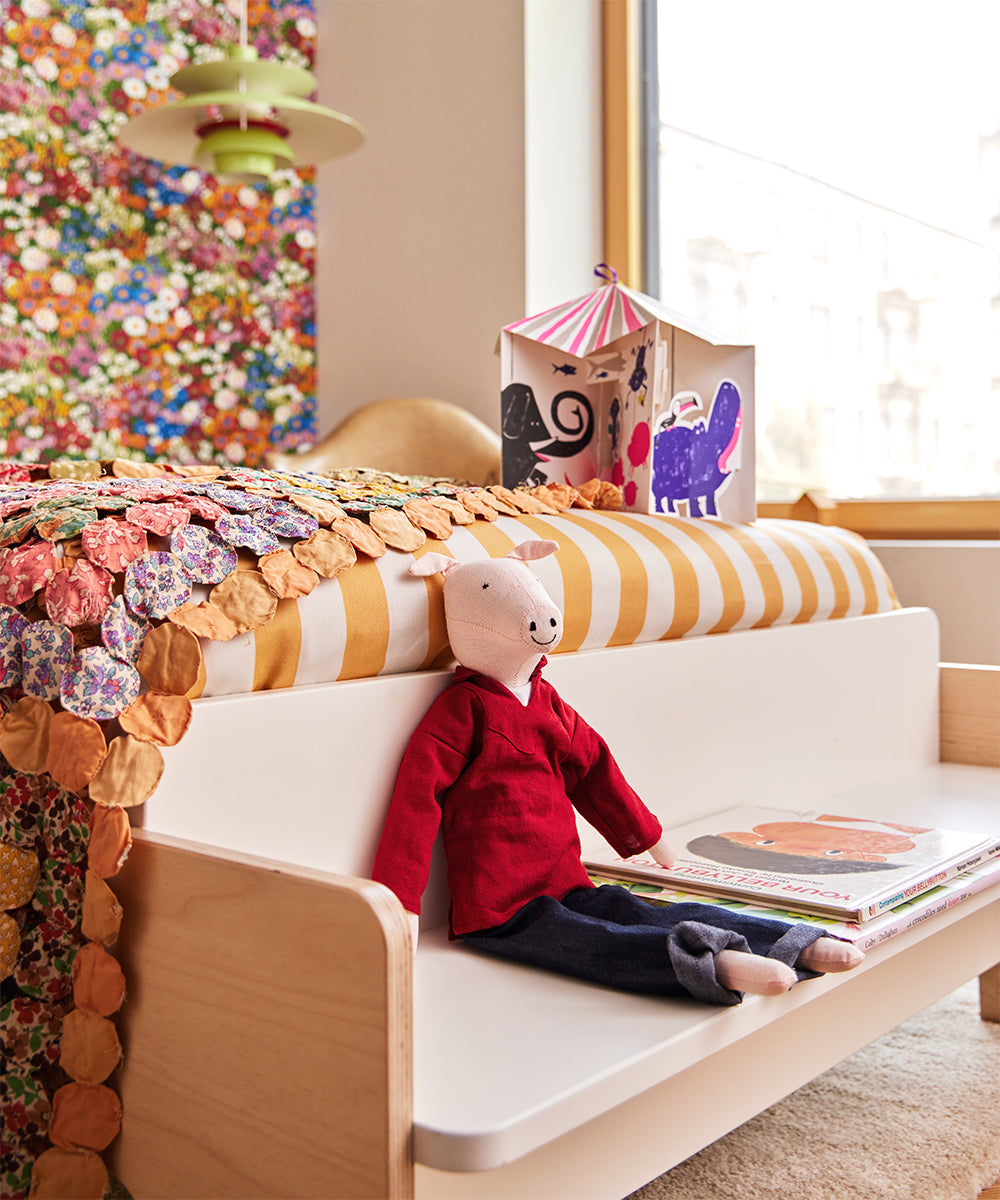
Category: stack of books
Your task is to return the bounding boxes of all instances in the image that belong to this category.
[584,805,1000,951]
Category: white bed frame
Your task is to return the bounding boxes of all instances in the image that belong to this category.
[111,607,1000,1199]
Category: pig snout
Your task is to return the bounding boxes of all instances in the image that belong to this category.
[525,602,561,649]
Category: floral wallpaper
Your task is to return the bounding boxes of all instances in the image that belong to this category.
[0,0,320,467]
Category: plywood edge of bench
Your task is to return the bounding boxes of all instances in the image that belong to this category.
[940,663,1000,768]
[110,829,414,1199]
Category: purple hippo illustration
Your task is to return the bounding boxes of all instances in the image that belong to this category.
[651,380,742,517]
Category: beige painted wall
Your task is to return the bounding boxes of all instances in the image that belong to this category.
[313,0,601,438]
[870,542,1000,665]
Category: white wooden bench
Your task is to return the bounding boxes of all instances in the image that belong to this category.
[111,607,1000,1199]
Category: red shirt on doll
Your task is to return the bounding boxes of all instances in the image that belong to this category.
[371,661,663,936]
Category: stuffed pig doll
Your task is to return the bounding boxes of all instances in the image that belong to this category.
[371,539,862,1004]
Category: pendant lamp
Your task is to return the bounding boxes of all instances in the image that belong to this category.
[118,1,364,183]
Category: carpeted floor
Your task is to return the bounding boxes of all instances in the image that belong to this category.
[627,981,1000,1200]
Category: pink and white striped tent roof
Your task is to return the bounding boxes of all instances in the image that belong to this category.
[503,267,743,358]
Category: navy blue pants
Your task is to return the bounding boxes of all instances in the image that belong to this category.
[462,885,825,1005]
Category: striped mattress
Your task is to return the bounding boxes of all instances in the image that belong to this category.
[193,512,899,698]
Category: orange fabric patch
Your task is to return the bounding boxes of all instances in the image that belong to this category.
[291,529,357,578]
[0,695,52,774]
[167,600,241,641]
[136,621,203,694]
[0,842,40,908]
[119,691,193,747]
[401,499,453,541]
[489,485,559,515]
[46,711,107,794]
[86,806,132,879]
[456,489,499,520]
[209,569,278,633]
[328,514,387,559]
[258,547,320,598]
[430,496,475,525]
[88,734,164,808]
[71,942,126,1016]
[80,871,123,947]
[0,912,19,977]
[49,1082,122,1152]
[60,1009,123,1085]
[25,1146,108,1200]
[370,507,426,552]
[289,492,347,525]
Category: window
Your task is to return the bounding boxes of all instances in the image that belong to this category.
[639,0,1000,502]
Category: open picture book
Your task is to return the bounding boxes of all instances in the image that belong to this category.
[584,805,1000,923]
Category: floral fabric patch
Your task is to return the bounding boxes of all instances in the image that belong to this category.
[81,518,148,573]
[100,595,150,664]
[0,541,59,606]
[124,553,192,619]
[20,623,74,702]
[214,512,281,555]
[170,524,238,584]
[59,650,142,722]
[44,561,115,628]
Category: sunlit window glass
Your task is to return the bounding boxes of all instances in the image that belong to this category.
[647,1,1000,500]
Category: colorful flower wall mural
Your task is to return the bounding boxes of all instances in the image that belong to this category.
[0,0,320,467]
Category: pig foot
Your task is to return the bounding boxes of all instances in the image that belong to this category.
[797,937,865,974]
[715,949,797,996]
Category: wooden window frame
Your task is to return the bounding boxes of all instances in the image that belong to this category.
[601,1,1000,541]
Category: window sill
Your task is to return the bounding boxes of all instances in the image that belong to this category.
[757,492,1000,540]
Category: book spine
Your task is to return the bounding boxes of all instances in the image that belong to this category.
[862,842,1000,919]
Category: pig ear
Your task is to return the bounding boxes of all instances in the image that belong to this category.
[506,539,558,563]
[408,553,461,579]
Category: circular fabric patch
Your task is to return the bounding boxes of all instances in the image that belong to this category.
[46,710,108,793]
[291,529,357,578]
[0,774,90,864]
[255,500,319,540]
[258,549,319,599]
[20,620,75,700]
[166,600,240,642]
[44,560,115,628]
[71,942,126,1016]
[202,484,267,512]
[80,872,123,949]
[1,910,19,977]
[288,491,347,525]
[60,1009,123,1085]
[0,539,58,604]
[370,506,427,551]
[0,604,27,688]
[136,622,203,695]
[329,514,387,559]
[209,570,279,632]
[402,498,454,541]
[100,594,150,664]
[81,516,148,572]
[125,500,191,536]
[86,806,131,879]
[0,696,52,774]
[49,1081,123,1152]
[34,504,99,542]
[88,734,164,810]
[119,691,193,747]
[124,552,192,619]
[59,648,141,721]
[214,512,280,555]
[170,523,238,585]
[27,1145,109,1199]
[0,843,40,909]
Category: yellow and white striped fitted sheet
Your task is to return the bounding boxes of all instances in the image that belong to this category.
[193,513,899,698]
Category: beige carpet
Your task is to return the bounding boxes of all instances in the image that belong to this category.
[628,981,1000,1200]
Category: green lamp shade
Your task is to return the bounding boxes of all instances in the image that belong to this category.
[118,43,365,180]
[194,123,295,182]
